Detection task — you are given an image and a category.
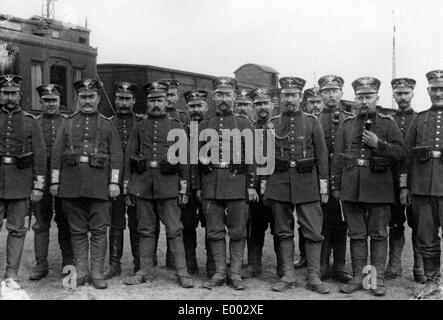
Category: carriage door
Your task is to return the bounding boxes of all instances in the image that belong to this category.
[50,65,67,107]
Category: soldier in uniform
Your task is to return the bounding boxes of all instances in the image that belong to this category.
[0,75,46,282]
[29,84,73,281]
[332,77,405,296]
[265,77,329,294]
[385,78,424,283]
[50,79,123,289]
[182,89,214,276]
[123,81,193,288]
[400,70,443,297]
[158,78,190,268]
[234,89,254,122]
[198,76,258,290]
[104,82,142,279]
[303,87,324,116]
[316,75,353,283]
[242,87,276,279]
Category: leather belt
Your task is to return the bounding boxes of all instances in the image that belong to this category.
[1,156,15,164]
[79,156,89,163]
[212,162,230,169]
[431,151,441,158]
[356,159,370,167]
[148,161,159,168]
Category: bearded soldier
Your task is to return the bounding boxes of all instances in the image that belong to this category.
[30,84,73,281]
[234,89,254,122]
[332,77,405,296]
[0,75,46,283]
[51,79,123,289]
[265,77,330,294]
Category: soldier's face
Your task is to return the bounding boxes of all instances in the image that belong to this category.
[234,102,252,116]
[307,98,324,115]
[77,92,100,114]
[147,96,167,116]
[166,90,179,109]
[254,101,272,119]
[213,91,235,113]
[41,97,60,115]
[0,90,21,110]
[320,88,343,107]
[393,90,414,109]
[355,93,378,115]
[187,102,208,121]
[280,92,302,113]
[428,86,443,107]
[115,95,135,114]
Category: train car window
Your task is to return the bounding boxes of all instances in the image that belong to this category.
[74,68,83,82]
[50,65,67,108]
[31,61,43,110]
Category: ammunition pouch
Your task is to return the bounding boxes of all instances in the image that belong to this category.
[338,153,356,169]
[16,152,34,169]
[130,156,147,174]
[275,157,289,173]
[412,146,431,162]
[369,156,391,172]
[62,151,78,167]
[89,153,109,169]
[160,159,180,175]
[296,157,315,173]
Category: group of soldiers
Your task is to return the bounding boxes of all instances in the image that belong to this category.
[0,68,442,298]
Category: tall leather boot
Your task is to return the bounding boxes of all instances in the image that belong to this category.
[90,230,108,289]
[169,235,194,288]
[306,241,330,294]
[294,228,306,268]
[274,237,283,277]
[414,257,441,299]
[332,231,352,283]
[202,239,227,289]
[124,236,156,285]
[104,229,123,279]
[340,239,367,294]
[165,242,174,269]
[242,238,262,279]
[205,236,215,278]
[272,238,296,292]
[57,216,74,268]
[229,239,246,290]
[129,229,141,274]
[70,233,89,286]
[385,227,405,279]
[5,234,25,281]
[29,230,49,280]
[370,238,388,296]
[183,230,198,274]
[411,232,425,283]
[153,221,160,266]
[320,233,332,280]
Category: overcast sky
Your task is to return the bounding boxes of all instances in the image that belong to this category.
[3,0,443,110]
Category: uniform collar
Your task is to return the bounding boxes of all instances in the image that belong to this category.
[215,110,233,116]
[1,105,21,114]
[395,108,414,116]
[148,113,168,119]
[116,112,133,119]
[282,110,302,117]
[79,110,98,116]
[322,105,338,113]
[358,111,376,120]
[431,105,443,110]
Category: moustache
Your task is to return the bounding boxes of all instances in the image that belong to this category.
[285,102,297,108]
[218,101,230,108]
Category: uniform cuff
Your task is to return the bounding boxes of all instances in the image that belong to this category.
[123,180,129,195]
[319,179,328,195]
[110,169,120,184]
[399,174,408,188]
[376,140,389,153]
[51,169,60,185]
[331,175,341,191]
[260,180,267,195]
[179,180,187,195]
[34,175,45,191]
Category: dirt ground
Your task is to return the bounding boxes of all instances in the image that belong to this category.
[0,218,438,300]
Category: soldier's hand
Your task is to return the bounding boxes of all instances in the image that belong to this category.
[30,189,43,202]
[362,130,379,148]
[125,194,136,207]
[400,188,411,206]
[321,194,329,204]
[49,184,59,197]
[108,184,120,199]
[247,188,259,202]
[179,194,189,206]
[332,190,340,199]
[195,189,202,203]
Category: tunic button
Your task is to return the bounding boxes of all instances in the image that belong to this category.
[437,138,440,141]
[85,145,88,148]
[437,132,441,135]
[291,118,294,121]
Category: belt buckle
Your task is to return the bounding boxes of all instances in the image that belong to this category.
[150,161,159,168]
[3,157,13,164]
[432,151,441,158]
[357,159,365,166]
[219,161,229,168]
[79,156,89,163]
[289,161,297,168]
